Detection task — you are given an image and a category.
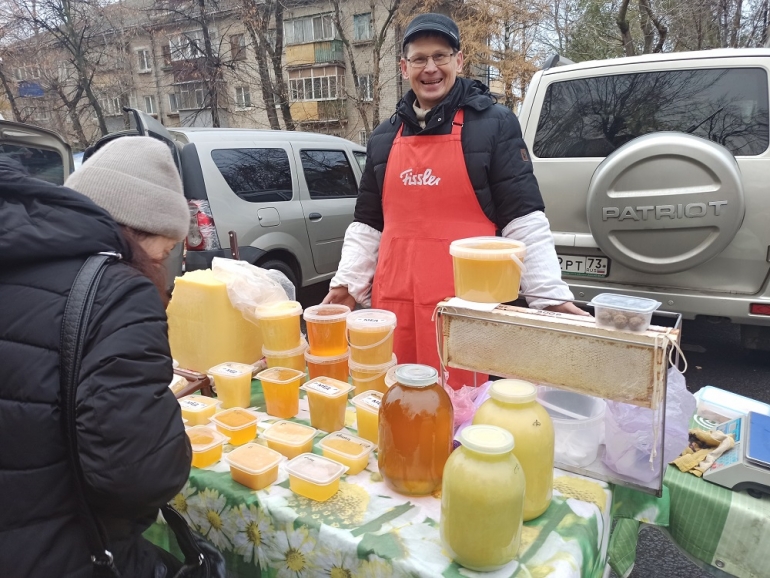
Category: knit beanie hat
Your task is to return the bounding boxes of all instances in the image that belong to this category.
[65,136,190,242]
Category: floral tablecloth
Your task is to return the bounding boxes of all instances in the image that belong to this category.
[145,382,614,577]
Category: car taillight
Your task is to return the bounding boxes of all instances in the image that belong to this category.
[186,199,221,251]
[749,303,770,316]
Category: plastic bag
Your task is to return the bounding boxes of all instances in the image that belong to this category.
[211,257,293,324]
[603,368,696,482]
[453,380,494,437]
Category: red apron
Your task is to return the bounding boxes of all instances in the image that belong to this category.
[372,109,495,389]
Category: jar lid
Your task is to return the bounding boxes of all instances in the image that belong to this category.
[394,364,438,388]
[460,425,514,454]
[489,379,537,404]
[254,300,303,320]
[346,309,397,330]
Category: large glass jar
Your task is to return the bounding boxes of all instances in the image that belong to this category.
[441,425,525,571]
[473,379,554,520]
[378,364,453,495]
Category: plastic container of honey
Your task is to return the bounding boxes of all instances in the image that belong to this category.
[263,339,308,375]
[346,309,396,365]
[208,407,258,446]
[209,362,254,409]
[254,301,303,351]
[350,390,383,444]
[178,395,219,426]
[285,453,348,501]
[260,420,317,459]
[318,431,375,475]
[303,304,350,357]
[186,426,226,468]
[449,237,526,303]
[226,442,283,490]
[300,376,353,433]
[349,354,397,396]
[256,367,305,418]
[169,374,189,396]
[305,349,350,383]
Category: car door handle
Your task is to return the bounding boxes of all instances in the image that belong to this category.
[308,212,322,221]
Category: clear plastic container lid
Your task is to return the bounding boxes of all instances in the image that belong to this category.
[303,304,351,324]
[351,390,383,414]
[489,379,537,404]
[460,425,515,453]
[209,361,254,378]
[226,443,283,475]
[285,453,348,485]
[348,353,397,373]
[589,293,661,314]
[262,337,308,358]
[346,309,397,330]
[169,374,188,395]
[394,364,437,388]
[186,426,227,452]
[209,408,258,431]
[256,367,306,385]
[384,364,406,388]
[261,420,317,446]
[318,431,375,460]
[254,300,303,320]
[304,349,350,364]
[172,358,180,369]
[179,395,219,413]
[300,376,352,399]
[449,236,526,260]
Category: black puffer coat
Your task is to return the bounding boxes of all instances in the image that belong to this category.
[354,77,545,232]
[0,158,191,577]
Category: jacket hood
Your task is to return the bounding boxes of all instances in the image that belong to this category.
[0,157,126,267]
[395,77,496,130]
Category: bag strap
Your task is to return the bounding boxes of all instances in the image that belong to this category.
[60,252,122,578]
[161,505,209,575]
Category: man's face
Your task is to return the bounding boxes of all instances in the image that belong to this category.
[400,35,463,110]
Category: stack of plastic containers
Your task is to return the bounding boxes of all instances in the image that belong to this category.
[346,309,397,395]
[303,304,351,382]
[257,301,307,378]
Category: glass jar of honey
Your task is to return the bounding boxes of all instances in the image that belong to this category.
[378,364,453,495]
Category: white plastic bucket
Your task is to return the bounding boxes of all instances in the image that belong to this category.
[537,387,605,467]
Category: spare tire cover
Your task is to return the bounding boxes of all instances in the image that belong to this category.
[587,132,745,274]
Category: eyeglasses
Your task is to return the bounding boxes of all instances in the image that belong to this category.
[406,52,456,69]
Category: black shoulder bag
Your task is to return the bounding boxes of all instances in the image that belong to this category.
[60,253,226,578]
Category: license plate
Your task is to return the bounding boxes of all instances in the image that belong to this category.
[558,255,609,278]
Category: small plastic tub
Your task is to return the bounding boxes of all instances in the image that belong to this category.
[300,377,353,432]
[256,367,305,418]
[260,420,317,459]
[347,310,397,365]
[263,339,308,375]
[254,301,303,351]
[169,374,189,396]
[209,362,254,409]
[304,304,350,357]
[318,431,375,475]
[186,426,227,468]
[589,293,661,333]
[349,354,397,396]
[208,408,258,446]
[226,443,283,490]
[449,237,526,303]
[350,390,383,444]
[305,349,350,383]
[178,395,219,426]
[285,453,348,501]
[537,387,605,467]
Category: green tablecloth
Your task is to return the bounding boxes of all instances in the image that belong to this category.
[146,381,614,577]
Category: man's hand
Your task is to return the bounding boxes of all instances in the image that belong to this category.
[323,286,357,310]
[544,302,592,316]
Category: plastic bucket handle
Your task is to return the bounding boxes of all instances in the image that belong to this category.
[350,368,388,383]
[346,326,395,351]
[510,251,527,275]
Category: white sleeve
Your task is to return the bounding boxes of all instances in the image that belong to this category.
[502,211,574,309]
[329,221,381,307]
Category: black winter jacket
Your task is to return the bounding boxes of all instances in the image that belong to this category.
[354,77,545,232]
[0,158,191,577]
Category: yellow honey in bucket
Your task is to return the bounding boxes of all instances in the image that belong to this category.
[449,237,526,303]
[303,304,350,357]
[349,354,397,396]
[346,309,396,365]
[254,301,303,351]
[262,340,308,376]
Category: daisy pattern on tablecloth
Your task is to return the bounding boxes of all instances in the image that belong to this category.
[265,522,318,577]
[188,488,234,552]
[169,481,197,526]
[313,542,362,577]
[225,503,273,569]
[359,554,393,577]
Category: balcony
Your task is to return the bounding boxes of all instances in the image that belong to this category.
[290,99,346,123]
[286,40,344,68]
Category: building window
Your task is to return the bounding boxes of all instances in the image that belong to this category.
[168,93,179,113]
[13,66,41,81]
[176,82,207,110]
[359,130,368,147]
[353,13,372,41]
[137,49,152,72]
[33,108,50,121]
[235,86,251,108]
[169,29,219,61]
[144,95,157,114]
[284,14,335,45]
[230,34,246,61]
[288,67,345,101]
[356,74,373,101]
[98,96,123,116]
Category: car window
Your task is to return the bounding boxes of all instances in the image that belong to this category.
[211,148,293,202]
[0,144,65,185]
[300,149,358,199]
[353,151,367,172]
[533,67,769,158]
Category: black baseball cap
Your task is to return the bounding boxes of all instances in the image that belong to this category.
[402,13,460,51]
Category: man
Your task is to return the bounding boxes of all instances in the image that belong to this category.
[325,13,585,387]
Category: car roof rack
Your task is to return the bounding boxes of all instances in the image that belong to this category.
[543,54,576,70]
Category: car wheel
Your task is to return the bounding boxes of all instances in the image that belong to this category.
[258,258,299,294]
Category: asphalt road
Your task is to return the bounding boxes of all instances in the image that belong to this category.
[298,282,769,577]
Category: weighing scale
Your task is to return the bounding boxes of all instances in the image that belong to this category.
[703,412,770,497]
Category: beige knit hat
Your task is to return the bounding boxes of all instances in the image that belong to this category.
[65,136,190,242]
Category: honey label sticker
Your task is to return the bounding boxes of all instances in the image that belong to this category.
[180,398,210,410]
[305,380,340,396]
[218,365,245,376]
[363,395,381,409]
